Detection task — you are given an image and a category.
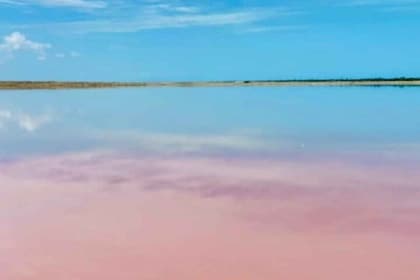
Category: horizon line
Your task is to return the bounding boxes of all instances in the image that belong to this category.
[1,78,420,90]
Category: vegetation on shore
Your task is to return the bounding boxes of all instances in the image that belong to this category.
[1,78,420,90]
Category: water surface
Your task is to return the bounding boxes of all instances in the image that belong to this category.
[1,87,420,279]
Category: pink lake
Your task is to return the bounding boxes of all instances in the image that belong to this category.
[1,87,420,279]
[1,151,420,280]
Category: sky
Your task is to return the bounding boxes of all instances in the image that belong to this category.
[1,0,420,81]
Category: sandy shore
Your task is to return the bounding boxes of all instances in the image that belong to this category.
[1,79,420,90]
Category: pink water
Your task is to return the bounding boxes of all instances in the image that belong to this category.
[1,151,420,279]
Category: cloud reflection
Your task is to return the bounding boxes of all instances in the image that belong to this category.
[2,150,420,280]
[0,109,53,132]
[2,151,420,236]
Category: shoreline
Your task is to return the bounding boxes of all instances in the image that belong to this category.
[1,79,420,90]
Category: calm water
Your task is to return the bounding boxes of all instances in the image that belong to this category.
[1,87,420,279]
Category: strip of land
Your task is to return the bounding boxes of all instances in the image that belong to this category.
[1,78,420,90]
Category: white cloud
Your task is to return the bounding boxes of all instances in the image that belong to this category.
[7,0,296,34]
[0,32,51,60]
[28,7,291,33]
[17,113,52,132]
[54,51,81,58]
[145,3,201,14]
[341,0,420,6]
[331,0,420,14]
[0,110,12,119]
[240,25,308,34]
[0,109,53,132]
[94,130,280,154]
[0,0,106,9]
[336,0,420,11]
[0,0,22,4]
[0,110,12,128]
[37,0,106,9]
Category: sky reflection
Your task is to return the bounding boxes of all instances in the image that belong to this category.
[1,87,420,279]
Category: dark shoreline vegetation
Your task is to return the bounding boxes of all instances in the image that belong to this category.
[1,78,420,90]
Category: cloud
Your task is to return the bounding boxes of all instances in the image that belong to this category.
[10,1,296,34]
[0,32,51,60]
[37,8,283,33]
[0,110,12,128]
[2,0,302,35]
[94,130,278,154]
[2,152,420,280]
[54,51,80,58]
[37,0,106,9]
[145,2,201,14]
[336,0,420,11]
[0,0,106,9]
[0,0,22,4]
[0,109,53,132]
[17,113,52,132]
[341,0,420,6]
[240,25,308,34]
[2,150,420,236]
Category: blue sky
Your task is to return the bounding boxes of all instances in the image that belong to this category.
[0,0,420,81]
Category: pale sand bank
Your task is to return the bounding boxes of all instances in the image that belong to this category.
[1,79,420,90]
